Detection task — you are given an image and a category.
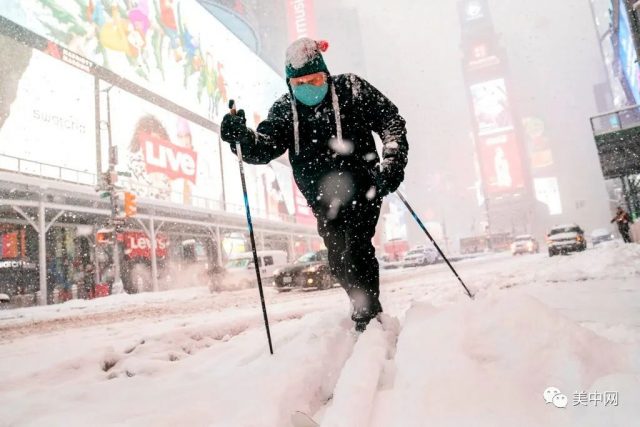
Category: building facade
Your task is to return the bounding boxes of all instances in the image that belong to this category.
[0,0,322,306]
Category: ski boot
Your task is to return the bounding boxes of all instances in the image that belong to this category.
[352,297,383,332]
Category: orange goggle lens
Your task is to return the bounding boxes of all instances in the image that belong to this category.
[290,74,326,87]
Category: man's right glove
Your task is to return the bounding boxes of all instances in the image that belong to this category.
[221,109,249,143]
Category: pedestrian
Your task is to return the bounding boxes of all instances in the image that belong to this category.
[221,38,409,331]
[45,255,65,304]
[611,206,633,243]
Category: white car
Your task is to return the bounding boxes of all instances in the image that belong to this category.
[547,224,587,257]
[402,246,439,267]
[510,235,540,255]
[591,228,615,246]
[377,253,403,270]
[217,250,288,290]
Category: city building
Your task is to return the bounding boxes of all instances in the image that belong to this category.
[0,0,321,306]
[589,0,640,218]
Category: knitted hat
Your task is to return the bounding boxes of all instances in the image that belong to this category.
[285,38,330,79]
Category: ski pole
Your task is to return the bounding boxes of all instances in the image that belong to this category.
[229,99,274,354]
[395,190,474,299]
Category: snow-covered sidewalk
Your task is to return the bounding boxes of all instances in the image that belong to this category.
[0,244,639,426]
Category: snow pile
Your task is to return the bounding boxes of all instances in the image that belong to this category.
[531,242,640,283]
[471,243,640,293]
[0,310,358,426]
[379,293,640,427]
[2,245,639,426]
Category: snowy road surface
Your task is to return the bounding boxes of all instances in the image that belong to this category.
[1,243,639,426]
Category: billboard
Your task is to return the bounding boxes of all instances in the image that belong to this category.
[257,162,296,220]
[534,177,562,215]
[470,78,513,136]
[617,0,640,104]
[383,197,408,241]
[286,0,317,42]
[108,86,224,208]
[293,184,316,225]
[477,132,526,194]
[0,33,95,181]
[0,0,286,124]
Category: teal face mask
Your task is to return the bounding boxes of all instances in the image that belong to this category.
[292,83,329,106]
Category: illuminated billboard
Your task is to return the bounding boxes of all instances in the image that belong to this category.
[534,177,562,215]
[617,0,640,104]
[286,0,317,42]
[470,78,514,136]
[477,132,526,194]
[0,33,95,181]
[0,0,286,124]
[383,196,408,241]
[108,86,224,208]
[258,162,296,220]
[109,87,299,219]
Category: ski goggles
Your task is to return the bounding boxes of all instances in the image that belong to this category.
[289,72,327,87]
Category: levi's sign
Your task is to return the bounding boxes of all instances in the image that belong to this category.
[124,232,168,259]
[141,132,198,183]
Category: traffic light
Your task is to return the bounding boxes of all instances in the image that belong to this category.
[124,192,137,217]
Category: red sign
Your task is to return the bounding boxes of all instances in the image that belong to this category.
[477,132,525,194]
[286,0,317,41]
[123,232,168,259]
[140,132,198,183]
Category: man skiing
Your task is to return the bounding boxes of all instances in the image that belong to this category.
[221,38,409,331]
[611,206,633,243]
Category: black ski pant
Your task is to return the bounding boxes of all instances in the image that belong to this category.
[619,224,632,243]
[314,196,382,320]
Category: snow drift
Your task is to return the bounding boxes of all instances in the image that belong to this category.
[377,293,640,427]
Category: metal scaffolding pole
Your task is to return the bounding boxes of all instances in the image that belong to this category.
[215,226,223,266]
[150,216,159,293]
[288,234,295,262]
[38,198,46,306]
[259,231,265,250]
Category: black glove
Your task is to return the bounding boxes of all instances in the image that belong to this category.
[375,166,404,198]
[221,109,248,143]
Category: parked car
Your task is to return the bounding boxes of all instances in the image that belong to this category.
[547,224,587,257]
[219,250,288,290]
[402,245,439,267]
[273,250,336,292]
[591,228,615,246]
[377,253,403,270]
[510,234,539,255]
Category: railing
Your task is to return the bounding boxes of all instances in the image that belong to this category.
[0,154,298,223]
[116,175,297,223]
[0,154,97,186]
[590,104,640,136]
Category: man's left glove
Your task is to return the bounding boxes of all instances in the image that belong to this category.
[374,166,404,198]
[221,109,249,143]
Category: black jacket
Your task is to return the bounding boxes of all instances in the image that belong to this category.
[230,74,409,212]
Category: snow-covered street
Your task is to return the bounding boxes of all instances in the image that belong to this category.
[1,243,639,426]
